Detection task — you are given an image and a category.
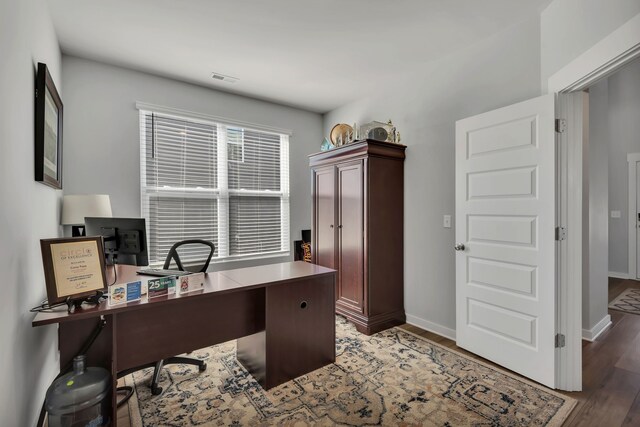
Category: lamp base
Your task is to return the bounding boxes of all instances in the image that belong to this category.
[71,225,86,237]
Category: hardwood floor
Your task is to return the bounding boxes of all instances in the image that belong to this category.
[118,277,640,426]
[116,380,132,427]
[563,277,640,426]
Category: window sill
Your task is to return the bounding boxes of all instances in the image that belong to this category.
[149,251,291,269]
[211,251,291,264]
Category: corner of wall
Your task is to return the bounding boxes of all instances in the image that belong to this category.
[0,0,64,425]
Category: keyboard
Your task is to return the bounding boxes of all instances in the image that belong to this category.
[137,268,190,277]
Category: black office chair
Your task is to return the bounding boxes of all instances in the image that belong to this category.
[119,239,216,396]
[163,239,215,273]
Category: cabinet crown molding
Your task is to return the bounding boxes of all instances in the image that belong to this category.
[309,139,406,167]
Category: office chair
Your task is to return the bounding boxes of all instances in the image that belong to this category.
[163,239,215,272]
[118,239,216,395]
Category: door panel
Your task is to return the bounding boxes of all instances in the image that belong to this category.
[337,161,364,313]
[468,166,537,199]
[637,161,639,279]
[313,167,336,270]
[456,94,557,388]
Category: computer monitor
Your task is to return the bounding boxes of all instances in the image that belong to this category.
[85,217,149,266]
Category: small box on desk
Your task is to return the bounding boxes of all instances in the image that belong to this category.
[179,273,205,294]
[108,281,142,305]
[147,277,176,298]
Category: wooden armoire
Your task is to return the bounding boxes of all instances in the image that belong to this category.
[309,139,406,335]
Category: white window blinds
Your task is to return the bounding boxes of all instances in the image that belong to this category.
[140,110,290,266]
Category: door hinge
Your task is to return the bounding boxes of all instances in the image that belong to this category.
[555,226,567,241]
[555,333,566,348]
[555,119,566,133]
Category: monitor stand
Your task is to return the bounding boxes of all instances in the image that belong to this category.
[71,225,86,237]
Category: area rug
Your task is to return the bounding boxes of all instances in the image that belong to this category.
[609,288,640,314]
[124,316,575,426]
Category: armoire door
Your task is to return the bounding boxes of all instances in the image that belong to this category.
[337,161,364,313]
[312,166,336,269]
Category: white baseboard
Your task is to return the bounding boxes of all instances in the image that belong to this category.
[405,314,456,341]
[582,314,612,342]
[609,271,630,279]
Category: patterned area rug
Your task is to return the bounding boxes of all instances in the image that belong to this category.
[125,317,575,426]
[609,288,640,314]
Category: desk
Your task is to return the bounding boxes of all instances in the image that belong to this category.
[32,261,336,426]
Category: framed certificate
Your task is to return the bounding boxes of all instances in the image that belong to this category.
[41,237,107,305]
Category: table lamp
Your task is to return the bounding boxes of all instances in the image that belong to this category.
[61,194,113,237]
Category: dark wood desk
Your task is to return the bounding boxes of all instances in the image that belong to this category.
[32,261,336,426]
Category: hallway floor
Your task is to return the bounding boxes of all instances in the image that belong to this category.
[562,277,640,426]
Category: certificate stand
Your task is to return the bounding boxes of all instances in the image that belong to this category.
[66,291,106,313]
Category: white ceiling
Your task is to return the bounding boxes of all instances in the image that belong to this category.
[48,0,551,113]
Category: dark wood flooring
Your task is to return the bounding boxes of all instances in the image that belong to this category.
[561,277,640,426]
[119,277,640,426]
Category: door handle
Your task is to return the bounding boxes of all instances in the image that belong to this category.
[454,243,465,251]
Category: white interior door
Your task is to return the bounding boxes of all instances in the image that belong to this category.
[455,94,557,388]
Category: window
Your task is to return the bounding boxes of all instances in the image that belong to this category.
[227,127,244,163]
[140,109,290,266]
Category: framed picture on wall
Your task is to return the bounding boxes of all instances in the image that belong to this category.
[35,62,63,189]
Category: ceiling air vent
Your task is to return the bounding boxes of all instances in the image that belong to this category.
[211,72,239,84]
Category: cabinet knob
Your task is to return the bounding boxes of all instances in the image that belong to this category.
[300,301,308,309]
[454,243,466,251]
[338,225,343,229]
[329,224,334,228]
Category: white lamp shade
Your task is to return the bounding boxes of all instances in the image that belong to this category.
[61,194,113,225]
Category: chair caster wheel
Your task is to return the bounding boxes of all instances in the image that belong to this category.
[151,385,162,395]
[199,363,207,372]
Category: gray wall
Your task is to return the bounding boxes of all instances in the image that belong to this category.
[589,60,640,276]
[585,84,609,331]
[323,17,542,335]
[62,56,323,271]
[541,0,640,91]
[607,61,640,275]
[0,0,62,425]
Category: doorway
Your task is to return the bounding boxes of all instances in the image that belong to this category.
[550,13,640,391]
[629,153,640,280]
[453,13,640,392]
[581,59,640,347]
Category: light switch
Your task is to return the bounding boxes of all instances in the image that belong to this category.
[611,210,621,219]
[443,215,452,228]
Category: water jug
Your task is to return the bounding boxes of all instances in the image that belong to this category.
[45,355,110,427]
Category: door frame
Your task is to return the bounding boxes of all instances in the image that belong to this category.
[629,153,640,280]
[555,92,587,391]
[549,12,640,391]
[547,14,640,93]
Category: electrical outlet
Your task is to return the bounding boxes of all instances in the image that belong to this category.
[443,215,452,228]
[611,210,621,219]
